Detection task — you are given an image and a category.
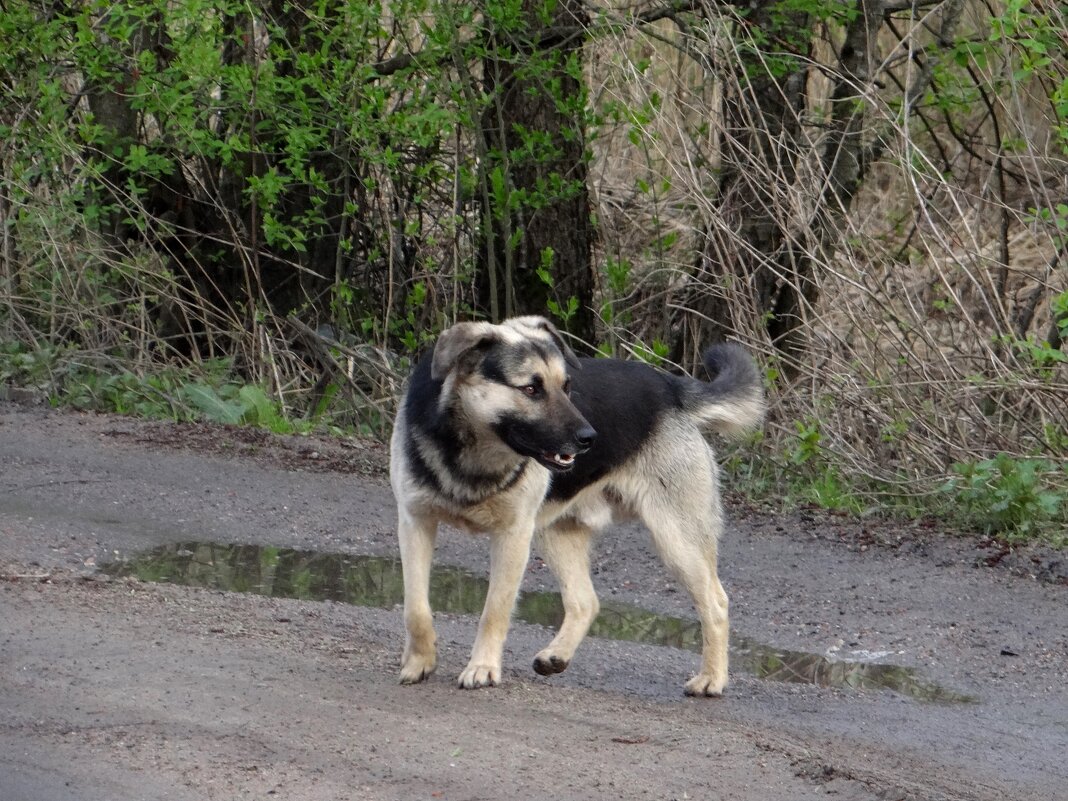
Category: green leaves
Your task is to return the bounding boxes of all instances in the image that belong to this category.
[181,382,306,434]
[944,455,1066,544]
[1052,292,1068,341]
[181,382,246,425]
[123,144,173,177]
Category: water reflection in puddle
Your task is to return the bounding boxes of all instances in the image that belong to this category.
[105,541,972,703]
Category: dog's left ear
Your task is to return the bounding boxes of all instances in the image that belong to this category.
[531,317,582,370]
[431,321,498,381]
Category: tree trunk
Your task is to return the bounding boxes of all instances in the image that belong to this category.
[477,0,595,344]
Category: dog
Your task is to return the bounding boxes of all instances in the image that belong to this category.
[389,316,764,695]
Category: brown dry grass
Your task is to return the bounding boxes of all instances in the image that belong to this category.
[581,5,1066,501]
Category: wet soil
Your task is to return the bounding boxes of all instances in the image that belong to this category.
[1,401,1066,800]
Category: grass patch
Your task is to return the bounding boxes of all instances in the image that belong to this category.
[0,341,374,438]
[721,437,1068,550]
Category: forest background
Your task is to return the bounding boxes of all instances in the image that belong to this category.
[1,0,1065,543]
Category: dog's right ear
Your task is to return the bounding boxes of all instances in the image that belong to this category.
[431,322,498,381]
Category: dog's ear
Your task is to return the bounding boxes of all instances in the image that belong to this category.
[504,315,581,369]
[532,317,581,371]
[431,322,498,381]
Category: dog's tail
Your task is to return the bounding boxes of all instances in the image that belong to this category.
[678,343,765,438]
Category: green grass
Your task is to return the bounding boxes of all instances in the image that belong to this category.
[721,438,1068,550]
[0,342,363,437]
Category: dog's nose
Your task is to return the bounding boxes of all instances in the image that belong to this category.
[575,425,597,450]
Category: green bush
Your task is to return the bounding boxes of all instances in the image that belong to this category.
[943,455,1066,545]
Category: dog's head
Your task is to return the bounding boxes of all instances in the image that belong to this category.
[430,316,597,472]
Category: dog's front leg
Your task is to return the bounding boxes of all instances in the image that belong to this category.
[398,509,440,684]
[458,525,534,688]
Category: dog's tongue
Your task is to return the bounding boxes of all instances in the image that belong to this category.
[545,452,575,468]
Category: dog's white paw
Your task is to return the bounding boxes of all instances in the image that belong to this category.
[457,662,500,689]
[399,653,437,685]
[684,672,727,697]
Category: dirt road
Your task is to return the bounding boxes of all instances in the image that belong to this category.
[1,402,1065,800]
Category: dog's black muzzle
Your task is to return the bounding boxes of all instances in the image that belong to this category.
[536,424,597,472]
[501,418,597,474]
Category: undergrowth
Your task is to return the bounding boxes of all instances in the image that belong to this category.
[4,338,1065,549]
[722,430,1068,550]
[2,2,1066,547]
[0,340,381,437]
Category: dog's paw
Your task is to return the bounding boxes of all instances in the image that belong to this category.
[457,662,500,689]
[532,652,569,676]
[684,672,727,698]
[399,654,437,685]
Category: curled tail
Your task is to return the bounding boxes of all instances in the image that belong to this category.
[679,343,765,438]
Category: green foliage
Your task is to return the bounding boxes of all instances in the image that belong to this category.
[721,435,866,519]
[64,370,186,419]
[801,468,864,515]
[1028,203,1068,250]
[181,382,310,434]
[731,0,850,80]
[471,0,594,330]
[782,419,863,513]
[54,360,314,434]
[546,295,580,326]
[604,256,632,297]
[0,342,60,388]
[995,332,1067,377]
[0,341,351,435]
[942,0,1068,153]
[598,256,633,336]
[789,418,823,465]
[2,0,595,345]
[358,280,442,352]
[1052,291,1068,341]
[632,339,669,367]
[1,0,465,350]
[535,248,580,326]
[180,382,246,425]
[943,455,1066,544]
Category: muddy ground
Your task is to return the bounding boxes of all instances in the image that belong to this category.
[1,401,1065,801]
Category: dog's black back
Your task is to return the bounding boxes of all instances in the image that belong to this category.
[548,344,760,502]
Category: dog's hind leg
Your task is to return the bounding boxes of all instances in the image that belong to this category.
[532,520,599,676]
[644,507,730,696]
[458,525,535,689]
[678,544,730,697]
[398,509,439,684]
[638,442,730,696]
[644,511,730,695]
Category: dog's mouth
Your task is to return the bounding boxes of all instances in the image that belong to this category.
[509,439,579,473]
[500,425,587,474]
[538,451,577,472]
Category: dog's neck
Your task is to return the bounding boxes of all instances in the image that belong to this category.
[420,402,530,503]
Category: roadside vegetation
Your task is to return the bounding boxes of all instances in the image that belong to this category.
[1,1,1065,545]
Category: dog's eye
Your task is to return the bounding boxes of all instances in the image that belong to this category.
[519,377,543,398]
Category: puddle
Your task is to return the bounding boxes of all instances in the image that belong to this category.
[105,541,973,703]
